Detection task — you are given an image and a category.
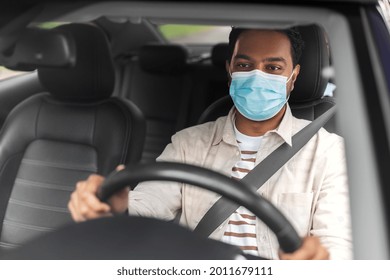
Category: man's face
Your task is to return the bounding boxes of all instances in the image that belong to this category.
[227,29,299,94]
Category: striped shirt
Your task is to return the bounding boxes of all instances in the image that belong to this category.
[222,125,262,256]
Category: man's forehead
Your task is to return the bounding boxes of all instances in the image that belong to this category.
[233,29,292,62]
[238,29,290,41]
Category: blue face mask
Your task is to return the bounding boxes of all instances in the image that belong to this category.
[229,69,293,121]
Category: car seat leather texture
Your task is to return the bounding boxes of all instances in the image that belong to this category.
[119,44,191,163]
[0,23,145,250]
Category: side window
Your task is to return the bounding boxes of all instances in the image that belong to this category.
[379,0,390,27]
[322,30,336,97]
[0,67,29,81]
[374,1,390,92]
[158,24,230,44]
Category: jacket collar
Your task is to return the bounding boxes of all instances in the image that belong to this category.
[212,104,293,147]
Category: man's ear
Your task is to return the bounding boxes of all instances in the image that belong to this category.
[290,64,301,92]
[225,60,231,87]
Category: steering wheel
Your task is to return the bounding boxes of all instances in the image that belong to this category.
[3,162,302,260]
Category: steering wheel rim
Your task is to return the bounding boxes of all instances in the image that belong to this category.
[98,161,302,254]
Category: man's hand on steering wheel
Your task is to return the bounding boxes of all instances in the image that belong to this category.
[68,165,129,222]
[279,236,330,260]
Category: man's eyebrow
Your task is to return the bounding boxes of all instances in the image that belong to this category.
[233,54,252,60]
[263,57,287,64]
[233,54,287,65]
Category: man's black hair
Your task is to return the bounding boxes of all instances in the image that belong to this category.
[227,27,305,67]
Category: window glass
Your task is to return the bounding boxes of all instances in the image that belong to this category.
[158,24,230,44]
[379,0,390,27]
[0,67,28,81]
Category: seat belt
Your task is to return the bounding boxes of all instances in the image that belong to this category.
[193,105,337,237]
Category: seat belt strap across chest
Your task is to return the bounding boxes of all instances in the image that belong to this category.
[193,105,337,237]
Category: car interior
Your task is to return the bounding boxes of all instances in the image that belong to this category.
[0,22,146,250]
[0,0,389,260]
[0,15,336,256]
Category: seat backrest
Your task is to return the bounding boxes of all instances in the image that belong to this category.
[0,23,145,250]
[183,43,230,127]
[117,44,191,163]
[197,25,336,132]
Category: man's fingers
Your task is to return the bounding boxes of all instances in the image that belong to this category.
[68,198,84,222]
[279,249,311,260]
[302,236,329,260]
[83,174,105,193]
[311,243,330,260]
[69,170,130,221]
[279,236,329,260]
[68,174,110,222]
[80,191,111,214]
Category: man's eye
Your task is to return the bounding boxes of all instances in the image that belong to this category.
[237,63,250,68]
[266,65,282,71]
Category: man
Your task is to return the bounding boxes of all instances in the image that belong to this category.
[68,27,352,260]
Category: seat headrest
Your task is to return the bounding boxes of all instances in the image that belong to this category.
[38,23,115,101]
[211,43,229,68]
[292,24,330,102]
[210,24,330,102]
[139,44,188,75]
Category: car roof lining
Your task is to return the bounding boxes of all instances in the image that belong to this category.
[35,2,331,28]
[93,17,166,57]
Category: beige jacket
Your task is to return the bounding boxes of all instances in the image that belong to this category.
[128,105,352,259]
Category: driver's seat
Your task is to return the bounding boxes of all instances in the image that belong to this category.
[0,23,146,250]
[198,24,335,132]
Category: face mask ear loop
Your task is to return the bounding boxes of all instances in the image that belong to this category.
[286,68,296,100]
[286,69,295,84]
[286,91,292,102]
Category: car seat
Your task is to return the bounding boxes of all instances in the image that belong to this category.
[118,44,191,163]
[0,23,146,250]
[197,24,336,132]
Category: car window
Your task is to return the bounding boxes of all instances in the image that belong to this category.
[0,67,28,81]
[158,24,230,44]
[379,0,390,27]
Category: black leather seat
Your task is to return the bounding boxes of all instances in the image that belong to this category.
[0,23,146,250]
[118,44,191,163]
[198,25,336,132]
